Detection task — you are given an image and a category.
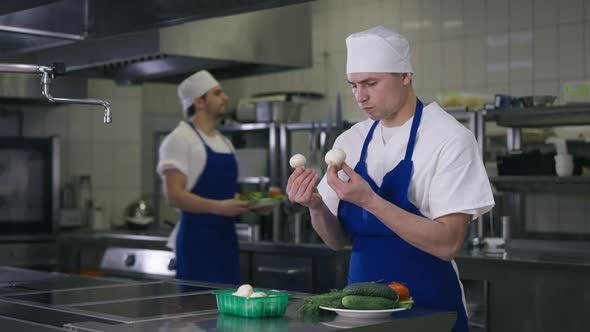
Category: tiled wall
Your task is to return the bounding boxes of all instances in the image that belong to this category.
[23,80,143,228]
[20,0,590,232]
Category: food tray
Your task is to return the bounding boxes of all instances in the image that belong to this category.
[213,289,290,318]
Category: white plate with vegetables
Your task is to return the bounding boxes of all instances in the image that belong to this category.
[319,306,407,319]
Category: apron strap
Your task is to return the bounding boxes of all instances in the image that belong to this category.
[403,98,424,161]
[360,121,380,163]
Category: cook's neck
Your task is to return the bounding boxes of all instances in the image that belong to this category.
[382,90,417,128]
[190,112,217,136]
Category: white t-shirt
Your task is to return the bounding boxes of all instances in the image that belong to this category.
[157,121,235,190]
[318,102,494,221]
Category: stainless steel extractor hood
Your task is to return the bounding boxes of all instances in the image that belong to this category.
[0,0,314,85]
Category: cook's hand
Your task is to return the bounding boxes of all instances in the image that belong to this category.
[286,167,322,209]
[217,199,249,217]
[327,162,376,207]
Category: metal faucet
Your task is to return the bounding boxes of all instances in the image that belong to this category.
[0,63,111,123]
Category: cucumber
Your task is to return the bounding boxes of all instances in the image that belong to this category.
[342,295,396,310]
[342,282,398,301]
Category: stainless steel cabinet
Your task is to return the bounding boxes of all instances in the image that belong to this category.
[251,253,313,292]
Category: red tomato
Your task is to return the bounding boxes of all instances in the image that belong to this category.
[388,282,410,301]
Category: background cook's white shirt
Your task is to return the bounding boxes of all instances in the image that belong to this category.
[317,102,494,221]
[157,121,235,191]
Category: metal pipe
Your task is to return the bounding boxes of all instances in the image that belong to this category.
[0,63,112,123]
[41,72,112,123]
[0,63,52,74]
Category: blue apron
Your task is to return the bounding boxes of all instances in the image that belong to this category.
[337,99,468,332]
[175,121,240,284]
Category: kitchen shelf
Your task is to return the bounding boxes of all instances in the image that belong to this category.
[490,175,590,193]
[485,104,590,128]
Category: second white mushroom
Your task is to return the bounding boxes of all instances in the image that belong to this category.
[325,148,346,168]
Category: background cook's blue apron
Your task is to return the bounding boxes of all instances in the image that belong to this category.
[176,121,240,284]
[337,99,468,332]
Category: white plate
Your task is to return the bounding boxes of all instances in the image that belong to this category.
[320,316,392,329]
[319,306,407,319]
[248,198,280,209]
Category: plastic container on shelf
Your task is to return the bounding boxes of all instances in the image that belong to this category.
[213,288,290,318]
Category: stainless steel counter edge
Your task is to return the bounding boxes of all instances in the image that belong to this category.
[58,232,590,267]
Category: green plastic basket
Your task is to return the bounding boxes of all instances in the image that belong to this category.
[213,288,291,318]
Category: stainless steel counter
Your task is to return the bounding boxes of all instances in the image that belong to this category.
[0,267,456,332]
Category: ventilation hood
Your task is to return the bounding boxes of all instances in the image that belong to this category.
[0,0,313,85]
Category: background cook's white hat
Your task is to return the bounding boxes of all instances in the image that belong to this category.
[177,70,219,117]
[346,26,413,74]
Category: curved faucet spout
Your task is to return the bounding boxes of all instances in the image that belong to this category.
[42,78,112,123]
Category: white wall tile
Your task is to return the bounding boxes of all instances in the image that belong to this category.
[45,108,69,138]
[558,23,585,80]
[91,143,113,189]
[326,2,347,52]
[421,0,442,42]
[509,0,533,31]
[400,0,422,42]
[533,80,560,95]
[441,0,464,40]
[486,33,510,86]
[486,0,509,34]
[420,41,442,89]
[442,40,464,90]
[510,83,533,96]
[381,0,402,32]
[311,5,328,55]
[558,0,584,24]
[533,26,558,81]
[463,37,486,88]
[410,42,424,90]
[533,0,557,27]
[558,194,585,233]
[509,31,534,83]
[462,0,485,37]
[358,0,383,30]
[112,144,141,189]
[67,141,93,176]
[66,106,94,141]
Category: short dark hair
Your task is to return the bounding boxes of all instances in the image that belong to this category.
[184,92,208,117]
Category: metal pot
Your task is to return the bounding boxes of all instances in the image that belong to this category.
[255,101,302,123]
[125,199,154,230]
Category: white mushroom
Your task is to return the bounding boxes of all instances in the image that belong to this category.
[325,148,346,168]
[249,291,268,298]
[289,154,307,168]
[233,284,254,297]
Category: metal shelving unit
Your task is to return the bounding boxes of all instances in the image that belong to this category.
[484,103,590,191]
[485,104,590,128]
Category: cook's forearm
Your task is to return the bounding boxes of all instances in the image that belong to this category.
[166,190,221,215]
[365,195,465,261]
[309,201,349,250]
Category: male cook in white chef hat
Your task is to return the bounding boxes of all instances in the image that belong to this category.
[157,70,249,283]
[287,26,494,332]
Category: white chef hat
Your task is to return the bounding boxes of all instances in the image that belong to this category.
[346,26,413,74]
[177,70,219,117]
